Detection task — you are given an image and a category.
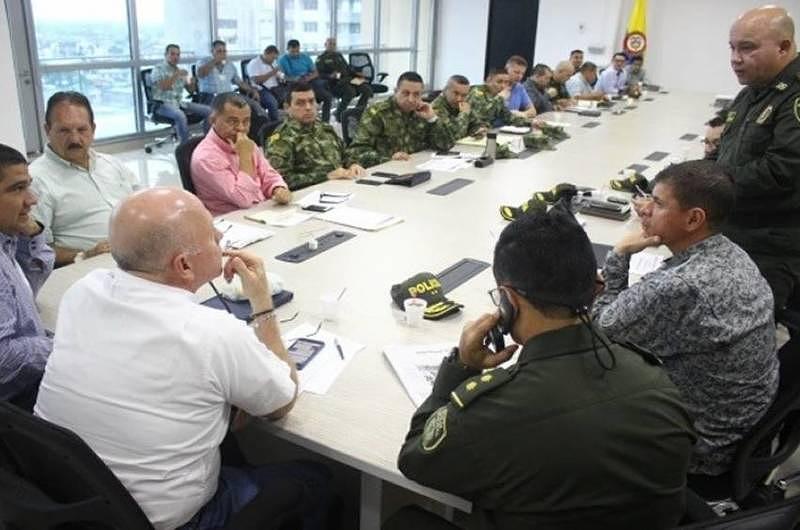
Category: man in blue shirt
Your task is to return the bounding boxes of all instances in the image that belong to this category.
[278,39,333,122]
[596,52,629,96]
[0,143,54,412]
[504,55,537,119]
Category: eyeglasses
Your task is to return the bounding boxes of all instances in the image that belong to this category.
[488,285,528,306]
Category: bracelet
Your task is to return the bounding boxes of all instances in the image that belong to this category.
[246,308,274,323]
[249,311,276,328]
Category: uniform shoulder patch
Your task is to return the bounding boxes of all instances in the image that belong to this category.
[449,368,512,409]
[794,97,800,124]
[269,133,280,143]
[421,405,448,452]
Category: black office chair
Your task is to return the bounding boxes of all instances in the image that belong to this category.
[0,401,304,530]
[174,135,204,194]
[348,52,389,94]
[689,335,800,507]
[676,492,800,529]
[260,120,284,155]
[422,89,442,103]
[241,58,253,84]
[140,68,204,153]
[341,107,364,146]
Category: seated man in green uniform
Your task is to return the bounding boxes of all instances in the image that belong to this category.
[467,67,531,128]
[315,37,373,122]
[267,82,366,191]
[398,205,695,530]
[346,71,455,167]
[431,75,486,140]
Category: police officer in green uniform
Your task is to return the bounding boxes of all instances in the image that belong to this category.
[315,37,373,122]
[467,68,531,128]
[346,71,456,168]
[431,75,487,141]
[398,206,695,530]
[717,6,800,319]
[267,82,366,191]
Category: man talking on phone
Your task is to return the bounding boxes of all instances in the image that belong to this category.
[192,93,292,216]
[397,205,695,529]
[346,71,456,168]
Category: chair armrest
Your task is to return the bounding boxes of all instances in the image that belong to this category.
[376,72,389,83]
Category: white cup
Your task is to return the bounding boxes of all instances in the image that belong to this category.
[320,294,340,322]
[404,298,428,327]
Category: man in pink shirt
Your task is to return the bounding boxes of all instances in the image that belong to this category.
[191,93,292,215]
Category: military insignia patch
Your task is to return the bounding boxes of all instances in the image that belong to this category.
[269,133,280,142]
[776,81,789,91]
[794,98,800,124]
[726,111,736,123]
[756,105,773,124]
[421,406,448,452]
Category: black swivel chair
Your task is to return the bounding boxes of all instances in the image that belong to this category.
[241,58,253,84]
[677,492,800,529]
[140,68,205,153]
[348,52,389,94]
[341,107,364,146]
[0,400,304,530]
[174,135,204,194]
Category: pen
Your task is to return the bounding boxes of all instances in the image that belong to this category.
[334,338,345,360]
[208,281,233,314]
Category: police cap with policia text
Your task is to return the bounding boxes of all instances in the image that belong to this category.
[390,272,464,320]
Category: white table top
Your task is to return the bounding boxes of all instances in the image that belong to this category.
[35,90,715,511]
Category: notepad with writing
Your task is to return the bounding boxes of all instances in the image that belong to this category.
[244,209,313,227]
[314,205,403,231]
[214,219,274,249]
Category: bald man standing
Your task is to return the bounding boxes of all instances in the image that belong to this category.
[35,188,332,530]
[718,5,800,324]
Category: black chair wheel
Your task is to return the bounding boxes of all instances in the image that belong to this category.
[145,147,152,154]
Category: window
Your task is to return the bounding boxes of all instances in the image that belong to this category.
[379,0,412,48]
[302,0,318,9]
[415,0,435,83]
[337,0,374,48]
[378,51,412,88]
[216,0,277,55]
[283,0,330,51]
[135,0,211,61]
[303,22,318,32]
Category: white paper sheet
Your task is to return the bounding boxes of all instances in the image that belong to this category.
[314,205,403,231]
[383,343,453,407]
[285,323,365,395]
[214,219,274,249]
[416,157,473,172]
[244,209,313,227]
[630,251,665,276]
[295,190,354,208]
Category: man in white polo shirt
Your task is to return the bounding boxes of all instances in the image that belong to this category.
[35,187,332,530]
[29,91,140,266]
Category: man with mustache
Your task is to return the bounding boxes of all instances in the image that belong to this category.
[29,91,140,266]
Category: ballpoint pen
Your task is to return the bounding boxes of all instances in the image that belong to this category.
[208,281,233,314]
[334,338,345,360]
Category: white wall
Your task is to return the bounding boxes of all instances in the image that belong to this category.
[432,0,490,89]
[0,1,25,153]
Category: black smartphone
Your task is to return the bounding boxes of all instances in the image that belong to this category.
[302,204,333,213]
[484,326,506,353]
[435,150,460,156]
[371,171,399,178]
[288,338,325,369]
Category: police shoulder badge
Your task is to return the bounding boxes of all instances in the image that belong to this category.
[756,105,774,124]
[794,97,800,124]
[421,406,448,452]
[776,81,789,91]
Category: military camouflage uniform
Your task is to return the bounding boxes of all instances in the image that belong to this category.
[467,85,529,128]
[345,97,455,168]
[431,93,483,140]
[267,117,348,191]
[315,51,372,120]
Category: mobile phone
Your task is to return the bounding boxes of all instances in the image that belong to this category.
[371,171,399,178]
[288,338,325,369]
[302,204,333,213]
[484,132,498,158]
[435,150,460,156]
[483,326,506,353]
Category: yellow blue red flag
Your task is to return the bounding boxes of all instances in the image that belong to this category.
[623,0,647,56]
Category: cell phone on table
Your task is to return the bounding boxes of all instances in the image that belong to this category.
[302,204,333,213]
[288,338,325,369]
[435,150,460,156]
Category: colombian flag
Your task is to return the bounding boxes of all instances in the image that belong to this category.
[623,0,647,56]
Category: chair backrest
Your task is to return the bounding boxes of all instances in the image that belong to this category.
[0,400,153,530]
[349,52,375,83]
[140,68,157,115]
[676,494,800,529]
[732,335,800,500]
[341,107,363,146]
[174,135,204,194]
[241,58,252,84]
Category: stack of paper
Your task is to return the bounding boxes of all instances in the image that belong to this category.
[296,190,353,209]
[384,343,453,407]
[214,219,274,249]
[499,125,531,134]
[417,157,473,173]
[244,209,313,227]
[314,205,403,231]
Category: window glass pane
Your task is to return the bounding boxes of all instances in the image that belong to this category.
[216,0,277,55]
[379,0,412,48]
[31,0,130,65]
[136,0,211,61]
[416,0,434,85]
[377,51,412,89]
[283,0,330,52]
[336,0,374,49]
[41,68,136,139]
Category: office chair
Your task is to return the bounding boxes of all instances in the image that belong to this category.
[689,335,800,508]
[676,491,800,529]
[174,135,204,194]
[0,401,304,530]
[140,68,204,153]
[423,89,442,103]
[341,107,364,146]
[260,120,284,156]
[241,58,253,84]
[348,52,389,94]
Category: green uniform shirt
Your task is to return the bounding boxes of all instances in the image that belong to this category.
[398,324,696,530]
[466,85,529,128]
[345,97,456,168]
[717,55,800,258]
[267,117,348,191]
[431,93,483,140]
[315,51,352,81]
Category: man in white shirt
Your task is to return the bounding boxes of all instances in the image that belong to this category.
[565,62,608,101]
[29,91,140,266]
[595,52,629,96]
[35,187,332,530]
[246,45,287,123]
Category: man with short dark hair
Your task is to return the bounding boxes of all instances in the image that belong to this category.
[346,71,455,167]
[467,68,530,128]
[191,93,291,215]
[431,75,485,140]
[196,40,261,106]
[596,52,629,96]
[150,44,212,144]
[524,63,555,114]
[0,143,54,411]
[592,160,778,480]
[246,45,287,122]
[504,55,537,118]
[566,62,607,101]
[626,55,647,86]
[278,39,333,122]
[717,5,800,321]
[315,37,372,122]
[399,204,695,529]
[569,49,584,72]
[267,82,366,190]
[30,91,140,266]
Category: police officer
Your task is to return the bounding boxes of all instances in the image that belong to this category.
[398,206,695,530]
[267,82,366,191]
[346,71,455,168]
[717,5,800,319]
[431,75,486,141]
[467,68,530,128]
[315,37,373,122]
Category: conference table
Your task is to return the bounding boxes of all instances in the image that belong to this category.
[36,89,714,529]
